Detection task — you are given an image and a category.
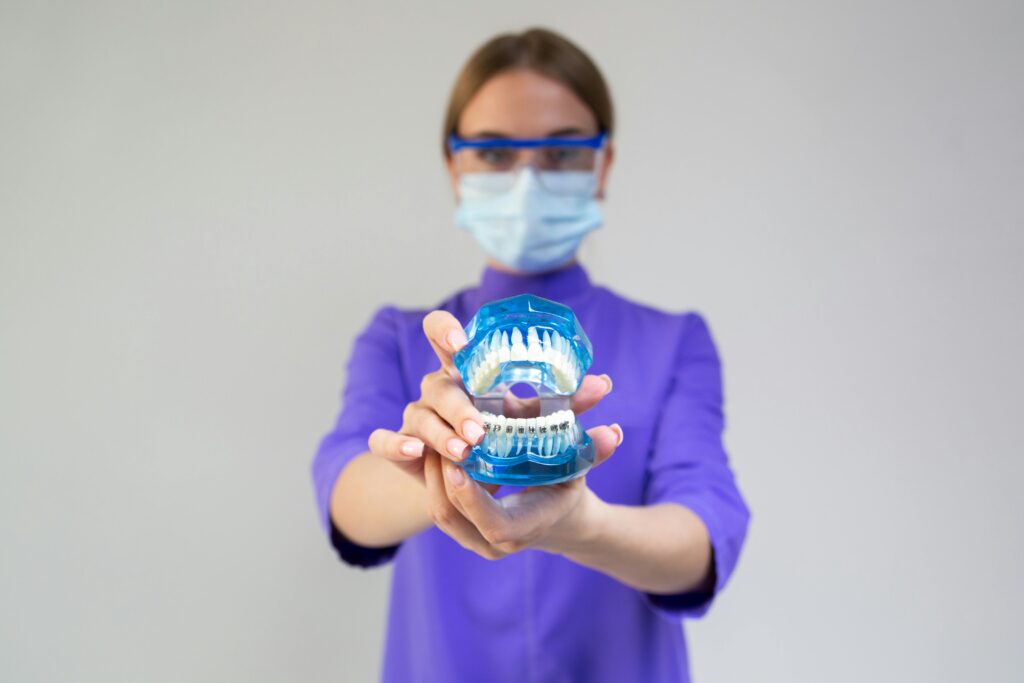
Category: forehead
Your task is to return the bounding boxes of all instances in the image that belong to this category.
[458,69,599,138]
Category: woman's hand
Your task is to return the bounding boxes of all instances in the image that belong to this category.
[439,422,623,558]
[365,310,487,484]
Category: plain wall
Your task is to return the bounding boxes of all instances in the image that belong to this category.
[2,1,1022,681]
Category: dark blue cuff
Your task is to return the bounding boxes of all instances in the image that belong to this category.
[329,520,401,568]
[644,545,717,619]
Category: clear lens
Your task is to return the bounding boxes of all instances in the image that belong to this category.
[454,145,600,173]
[455,148,604,195]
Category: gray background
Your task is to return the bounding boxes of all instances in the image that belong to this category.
[2,1,1022,681]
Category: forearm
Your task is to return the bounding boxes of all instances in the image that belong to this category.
[330,452,432,547]
[542,490,714,595]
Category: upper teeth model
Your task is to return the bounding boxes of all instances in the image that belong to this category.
[464,325,583,395]
[453,294,596,486]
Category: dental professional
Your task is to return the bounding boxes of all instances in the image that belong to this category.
[311,28,750,683]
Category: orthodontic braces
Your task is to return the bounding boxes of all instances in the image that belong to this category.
[478,410,580,458]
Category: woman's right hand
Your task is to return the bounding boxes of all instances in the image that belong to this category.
[366,310,486,484]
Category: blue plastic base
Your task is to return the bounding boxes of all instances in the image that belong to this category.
[460,431,596,486]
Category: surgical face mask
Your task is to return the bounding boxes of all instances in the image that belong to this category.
[455,167,603,274]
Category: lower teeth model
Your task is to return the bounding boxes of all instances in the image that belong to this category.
[453,294,596,486]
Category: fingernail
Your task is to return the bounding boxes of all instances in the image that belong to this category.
[447,463,466,487]
[400,440,424,457]
[447,329,467,352]
[447,437,469,460]
[462,419,485,444]
[600,374,613,393]
[611,423,624,446]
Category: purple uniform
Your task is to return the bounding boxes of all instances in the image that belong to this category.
[312,263,750,682]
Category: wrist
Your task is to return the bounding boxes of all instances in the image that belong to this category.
[538,484,610,555]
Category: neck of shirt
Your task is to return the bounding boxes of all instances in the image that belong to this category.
[470,262,595,312]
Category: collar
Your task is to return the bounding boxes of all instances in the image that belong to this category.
[468,261,594,312]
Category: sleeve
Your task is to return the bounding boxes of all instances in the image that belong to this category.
[310,305,411,568]
[641,311,751,620]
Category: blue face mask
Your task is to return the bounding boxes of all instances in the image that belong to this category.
[455,168,603,274]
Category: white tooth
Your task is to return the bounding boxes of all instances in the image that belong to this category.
[482,413,494,453]
[499,416,511,457]
[511,334,527,360]
[502,418,513,456]
[547,414,560,455]
[498,331,511,361]
[516,419,528,454]
[544,344,557,365]
[527,327,542,360]
[492,415,503,456]
[542,329,552,350]
[490,331,500,351]
[511,327,523,347]
[526,417,537,451]
[552,362,572,392]
[509,419,519,454]
[536,414,549,455]
[552,330,563,352]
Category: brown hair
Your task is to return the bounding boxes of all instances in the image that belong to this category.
[442,28,615,157]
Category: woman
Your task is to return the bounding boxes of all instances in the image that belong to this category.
[312,28,750,683]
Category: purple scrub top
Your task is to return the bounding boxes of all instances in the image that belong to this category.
[311,263,750,682]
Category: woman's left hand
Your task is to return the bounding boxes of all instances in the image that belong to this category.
[434,378,624,559]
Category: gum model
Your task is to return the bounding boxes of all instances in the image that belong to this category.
[453,293,596,486]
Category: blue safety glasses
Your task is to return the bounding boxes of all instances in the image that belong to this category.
[448,132,607,194]
[448,132,606,171]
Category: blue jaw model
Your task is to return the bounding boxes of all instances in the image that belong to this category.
[453,294,596,486]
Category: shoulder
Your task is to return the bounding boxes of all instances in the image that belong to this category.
[360,285,478,342]
[591,284,715,343]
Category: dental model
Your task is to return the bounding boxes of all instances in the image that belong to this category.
[453,294,596,486]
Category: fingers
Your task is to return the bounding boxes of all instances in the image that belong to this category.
[420,371,485,446]
[422,310,468,379]
[423,451,506,560]
[403,402,472,462]
[368,427,425,462]
[569,374,613,415]
[443,459,522,548]
[586,423,624,468]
